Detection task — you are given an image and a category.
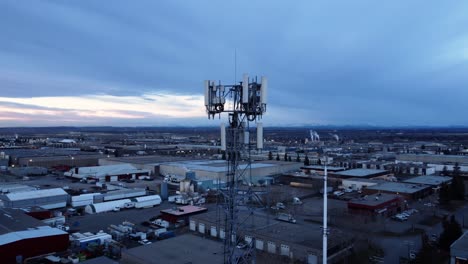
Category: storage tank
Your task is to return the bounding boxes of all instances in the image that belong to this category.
[160,182,168,200]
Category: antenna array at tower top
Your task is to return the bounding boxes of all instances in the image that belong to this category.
[204,74,267,120]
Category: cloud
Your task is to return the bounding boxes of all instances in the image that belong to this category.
[0,93,208,126]
[1,1,468,126]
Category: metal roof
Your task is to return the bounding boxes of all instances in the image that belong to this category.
[85,199,132,214]
[451,231,468,259]
[348,193,400,207]
[5,188,67,201]
[74,164,150,177]
[161,205,207,216]
[0,184,37,194]
[333,169,388,177]
[132,195,161,203]
[0,208,44,235]
[366,182,429,194]
[122,234,223,264]
[403,176,452,186]
[162,160,276,173]
[0,226,67,246]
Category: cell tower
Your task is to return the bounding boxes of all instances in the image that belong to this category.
[204,74,267,263]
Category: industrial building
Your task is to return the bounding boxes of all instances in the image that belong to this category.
[0,208,69,264]
[347,193,404,216]
[85,199,133,214]
[0,188,68,209]
[388,163,436,176]
[160,205,207,224]
[331,168,390,179]
[101,188,147,202]
[396,154,468,172]
[363,182,432,200]
[98,155,192,174]
[121,234,224,264]
[341,178,381,191]
[450,231,468,264]
[396,154,468,165]
[64,164,150,182]
[358,161,394,170]
[403,175,452,187]
[301,165,346,175]
[84,195,161,214]
[159,160,301,183]
[190,210,353,263]
[3,148,102,168]
[0,183,37,194]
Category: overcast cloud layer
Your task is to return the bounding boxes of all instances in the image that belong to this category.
[1,1,468,127]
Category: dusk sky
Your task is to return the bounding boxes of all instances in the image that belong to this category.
[1,1,468,127]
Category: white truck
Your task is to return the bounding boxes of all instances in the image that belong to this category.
[152,219,170,228]
[154,228,167,238]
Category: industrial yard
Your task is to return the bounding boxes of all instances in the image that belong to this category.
[2,2,468,263]
[0,126,467,264]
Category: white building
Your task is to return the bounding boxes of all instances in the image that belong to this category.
[160,160,301,183]
[0,188,68,209]
[64,164,150,182]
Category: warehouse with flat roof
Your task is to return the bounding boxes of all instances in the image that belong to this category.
[348,193,404,216]
[403,175,452,187]
[363,182,431,200]
[98,155,192,174]
[331,169,390,179]
[159,160,301,183]
[0,188,68,209]
[64,164,150,182]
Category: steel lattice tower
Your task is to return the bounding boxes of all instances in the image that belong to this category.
[204,74,267,263]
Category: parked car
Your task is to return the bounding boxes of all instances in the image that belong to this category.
[333,191,344,197]
[138,239,152,245]
[393,214,407,221]
[236,241,248,249]
[56,224,70,231]
[400,212,410,217]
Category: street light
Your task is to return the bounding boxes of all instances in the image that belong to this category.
[28,159,32,167]
[71,156,74,167]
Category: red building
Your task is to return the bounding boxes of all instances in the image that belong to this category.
[160,205,207,224]
[0,208,69,264]
[347,193,404,217]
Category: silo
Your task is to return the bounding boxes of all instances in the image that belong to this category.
[160,182,168,200]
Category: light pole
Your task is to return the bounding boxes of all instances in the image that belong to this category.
[71,156,74,167]
[28,159,32,167]
[323,155,328,264]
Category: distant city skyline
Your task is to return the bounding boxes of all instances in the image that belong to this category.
[1,1,468,127]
